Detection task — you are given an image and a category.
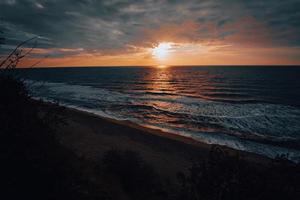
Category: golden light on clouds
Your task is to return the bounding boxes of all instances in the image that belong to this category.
[16,42,300,68]
[1,1,300,67]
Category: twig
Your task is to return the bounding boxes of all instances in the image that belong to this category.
[0,36,37,69]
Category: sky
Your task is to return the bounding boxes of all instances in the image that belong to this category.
[0,0,300,67]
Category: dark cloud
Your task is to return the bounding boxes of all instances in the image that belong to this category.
[241,0,300,46]
[0,0,299,57]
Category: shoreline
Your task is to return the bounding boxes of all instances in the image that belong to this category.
[3,75,300,199]
[27,76,300,163]
[40,100,275,165]
[31,94,300,163]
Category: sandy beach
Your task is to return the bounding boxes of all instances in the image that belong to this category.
[39,102,300,200]
[1,79,299,199]
[49,103,272,179]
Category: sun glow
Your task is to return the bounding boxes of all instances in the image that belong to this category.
[157,65,168,69]
[152,42,172,60]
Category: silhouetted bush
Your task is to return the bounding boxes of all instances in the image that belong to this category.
[0,75,110,200]
[0,33,111,199]
[102,149,166,200]
[177,145,300,200]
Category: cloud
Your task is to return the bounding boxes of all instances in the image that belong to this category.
[0,0,299,64]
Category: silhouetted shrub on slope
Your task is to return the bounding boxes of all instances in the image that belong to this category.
[0,75,109,200]
[102,149,166,200]
[177,145,300,200]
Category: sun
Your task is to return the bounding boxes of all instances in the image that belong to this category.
[157,65,168,69]
[152,42,172,60]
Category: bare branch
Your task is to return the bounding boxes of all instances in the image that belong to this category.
[0,36,38,69]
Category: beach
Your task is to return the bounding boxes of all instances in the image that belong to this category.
[47,102,271,176]
[1,74,299,199]
[38,101,300,199]
[23,66,300,162]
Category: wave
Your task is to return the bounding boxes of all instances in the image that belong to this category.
[25,79,300,162]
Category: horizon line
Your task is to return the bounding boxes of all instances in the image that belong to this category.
[16,64,300,69]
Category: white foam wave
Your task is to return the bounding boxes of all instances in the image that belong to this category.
[25,79,300,162]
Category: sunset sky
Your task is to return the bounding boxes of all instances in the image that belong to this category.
[0,0,300,67]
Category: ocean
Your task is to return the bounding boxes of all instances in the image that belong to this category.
[18,66,300,162]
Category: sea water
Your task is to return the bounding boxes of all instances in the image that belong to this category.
[18,66,300,162]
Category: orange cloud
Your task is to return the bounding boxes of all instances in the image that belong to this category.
[16,44,300,68]
[13,18,300,67]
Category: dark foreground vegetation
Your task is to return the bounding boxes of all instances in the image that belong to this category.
[1,74,300,200]
[0,74,109,200]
